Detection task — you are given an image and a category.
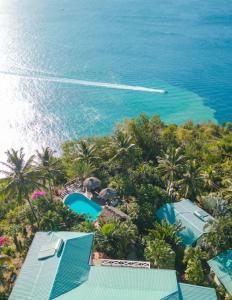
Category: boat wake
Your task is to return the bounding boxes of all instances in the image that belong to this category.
[0,71,167,94]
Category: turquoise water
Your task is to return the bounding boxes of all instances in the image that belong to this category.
[64,192,102,221]
[0,0,231,159]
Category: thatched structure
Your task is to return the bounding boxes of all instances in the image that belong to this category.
[99,188,117,201]
[83,177,101,192]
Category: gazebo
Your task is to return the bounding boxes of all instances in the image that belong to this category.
[99,188,117,201]
[83,177,101,192]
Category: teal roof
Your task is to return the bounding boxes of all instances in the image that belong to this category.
[56,267,179,300]
[208,250,232,295]
[9,231,94,300]
[10,231,217,300]
[156,199,214,245]
[178,283,217,300]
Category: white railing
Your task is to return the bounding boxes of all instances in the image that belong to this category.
[99,259,150,269]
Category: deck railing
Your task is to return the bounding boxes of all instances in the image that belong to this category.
[99,259,150,269]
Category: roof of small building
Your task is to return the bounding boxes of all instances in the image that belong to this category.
[178,283,217,300]
[207,250,232,295]
[156,199,214,245]
[10,231,217,300]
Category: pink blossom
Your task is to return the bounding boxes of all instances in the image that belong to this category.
[0,236,7,247]
[31,191,47,200]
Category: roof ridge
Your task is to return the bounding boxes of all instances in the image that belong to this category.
[49,232,94,299]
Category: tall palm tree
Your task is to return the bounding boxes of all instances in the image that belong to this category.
[110,130,135,162]
[74,140,98,164]
[36,147,62,201]
[157,147,185,195]
[0,148,40,226]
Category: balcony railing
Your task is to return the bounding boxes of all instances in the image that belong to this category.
[99,259,150,269]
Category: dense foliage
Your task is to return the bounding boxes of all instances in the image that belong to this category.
[0,114,232,299]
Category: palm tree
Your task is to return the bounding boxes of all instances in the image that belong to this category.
[70,160,96,185]
[74,140,98,164]
[178,160,203,199]
[0,148,40,226]
[184,257,204,284]
[36,147,62,201]
[146,220,183,250]
[201,166,219,192]
[144,239,175,269]
[110,130,135,162]
[157,147,185,195]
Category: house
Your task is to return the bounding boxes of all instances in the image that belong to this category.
[10,231,217,300]
[156,199,214,246]
[207,250,232,296]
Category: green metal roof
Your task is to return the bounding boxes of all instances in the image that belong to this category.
[178,283,217,300]
[56,267,179,300]
[208,250,232,295]
[9,231,94,300]
[156,199,214,245]
[10,231,217,300]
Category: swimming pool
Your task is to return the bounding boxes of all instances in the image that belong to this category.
[64,192,102,221]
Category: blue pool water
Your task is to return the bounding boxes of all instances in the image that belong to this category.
[0,0,231,160]
[64,192,102,221]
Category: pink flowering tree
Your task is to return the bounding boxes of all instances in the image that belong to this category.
[31,191,47,200]
[0,236,8,247]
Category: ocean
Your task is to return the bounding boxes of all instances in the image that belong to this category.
[0,0,231,158]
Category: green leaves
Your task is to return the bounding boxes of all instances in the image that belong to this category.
[144,239,175,269]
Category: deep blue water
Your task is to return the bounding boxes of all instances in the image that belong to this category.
[0,0,231,158]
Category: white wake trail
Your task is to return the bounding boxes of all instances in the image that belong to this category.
[0,72,167,94]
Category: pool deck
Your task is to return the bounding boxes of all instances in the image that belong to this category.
[59,179,106,207]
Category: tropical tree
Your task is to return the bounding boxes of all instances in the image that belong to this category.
[201,215,232,256]
[95,221,137,259]
[69,160,96,184]
[74,140,98,164]
[183,246,207,264]
[36,147,62,201]
[109,130,136,163]
[95,223,116,256]
[201,165,219,192]
[126,113,163,160]
[144,239,175,269]
[157,147,185,195]
[146,220,183,250]
[0,148,41,226]
[178,160,203,199]
[112,221,138,259]
[184,257,204,284]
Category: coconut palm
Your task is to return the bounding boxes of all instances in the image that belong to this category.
[74,140,98,164]
[157,147,185,195]
[110,130,135,162]
[36,147,62,201]
[0,148,41,226]
[201,165,219,192]
[71,160,96,185]
[178,160,203,199]
[146,220,183,249]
